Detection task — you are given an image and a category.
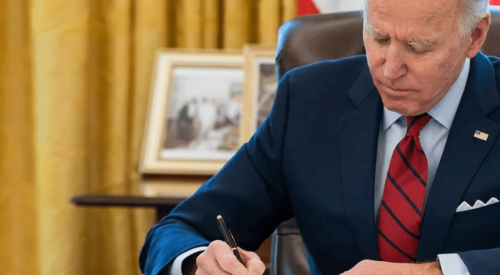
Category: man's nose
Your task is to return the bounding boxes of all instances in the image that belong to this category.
[383,44,407,80]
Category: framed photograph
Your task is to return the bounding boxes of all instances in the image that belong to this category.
[141,49,245,175]
[241,45,277,142]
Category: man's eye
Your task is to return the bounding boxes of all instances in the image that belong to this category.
[374,38,390,45]
[407,44,429,54]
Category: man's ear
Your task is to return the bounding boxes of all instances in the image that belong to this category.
[466,12,491,59]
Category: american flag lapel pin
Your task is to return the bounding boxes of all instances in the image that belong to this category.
[474,130,489,141]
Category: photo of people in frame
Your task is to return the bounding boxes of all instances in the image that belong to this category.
[161,66,243,161]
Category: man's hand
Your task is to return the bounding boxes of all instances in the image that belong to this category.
[341,260,443,275]
[194,240,265,275]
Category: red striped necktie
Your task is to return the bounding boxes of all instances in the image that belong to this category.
[378,113,431,262]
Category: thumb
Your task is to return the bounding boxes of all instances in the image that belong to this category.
[238,248,258,262]
[238,248,266,275]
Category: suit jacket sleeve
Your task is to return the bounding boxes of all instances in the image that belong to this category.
[139,73,295,275]
[458,248,500,275]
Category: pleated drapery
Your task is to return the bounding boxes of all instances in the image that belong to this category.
[0,0,296,274]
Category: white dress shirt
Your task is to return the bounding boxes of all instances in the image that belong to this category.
[170,59,472,275]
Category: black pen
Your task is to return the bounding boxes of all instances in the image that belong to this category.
[217,215,244,264]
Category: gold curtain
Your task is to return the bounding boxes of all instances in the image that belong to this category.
[0,0,296,274]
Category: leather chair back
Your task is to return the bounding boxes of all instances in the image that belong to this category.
[271,6,500,275]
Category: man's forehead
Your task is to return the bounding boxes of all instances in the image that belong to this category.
[367,0,461,11]
[364,1,461,39]
[365,0,461,27]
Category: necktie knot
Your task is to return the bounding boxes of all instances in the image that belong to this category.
[405,113,431,137]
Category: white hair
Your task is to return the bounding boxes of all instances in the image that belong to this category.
[363,0,489,37]
[460,0,489,36]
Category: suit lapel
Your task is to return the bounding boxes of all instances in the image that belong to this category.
[338,65,382,260]
[418,53,500,261]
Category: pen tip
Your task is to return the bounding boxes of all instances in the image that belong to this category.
[217,215,222,219]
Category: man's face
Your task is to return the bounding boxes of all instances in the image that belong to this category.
[364,0,471,116]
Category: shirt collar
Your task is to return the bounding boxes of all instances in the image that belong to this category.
[381,58,470,131]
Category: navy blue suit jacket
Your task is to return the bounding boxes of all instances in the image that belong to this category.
[140,53,500,275]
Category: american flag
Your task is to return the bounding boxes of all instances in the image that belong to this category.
[474,130,489,141]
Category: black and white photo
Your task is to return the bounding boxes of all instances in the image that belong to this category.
[140,50,245,175]
[162,67,243,161]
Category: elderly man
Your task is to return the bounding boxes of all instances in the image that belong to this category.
[139,0,499,274]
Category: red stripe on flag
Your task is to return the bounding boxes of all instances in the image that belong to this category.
[297,0,319,16]
[491,0,500,5]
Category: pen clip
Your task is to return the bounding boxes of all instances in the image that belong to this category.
[229,230,244,264]
[229,230,238,248]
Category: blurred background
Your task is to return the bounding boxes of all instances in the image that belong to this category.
[1,0,496,275]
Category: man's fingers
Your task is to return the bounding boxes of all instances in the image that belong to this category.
[238,248,259,262]
[209,241,249,275]
[239,249,265,275]
[245,257,266,275]
[197,243,231,275]
[216,250,249,275]
[201,240,263,275]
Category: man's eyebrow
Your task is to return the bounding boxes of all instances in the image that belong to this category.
[365,23,438,48]
[407,40,438,48]
[365,24,385,38]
